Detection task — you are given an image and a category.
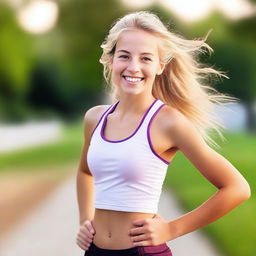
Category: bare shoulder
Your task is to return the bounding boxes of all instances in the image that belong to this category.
[84,104,110,124]
[158,104,204,149]
[158,104,191,130]
[159,105,188,127]
[83,104,111,136]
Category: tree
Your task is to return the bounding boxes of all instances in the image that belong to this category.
[185,12,256,131]
[0,3,34,121]
[27,0,127,119]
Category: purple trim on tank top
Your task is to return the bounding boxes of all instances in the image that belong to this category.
[90,104,113,139]
[147,104,171,165]
[101,98,158,143]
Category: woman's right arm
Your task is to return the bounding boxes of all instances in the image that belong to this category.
[76,105,109,251]
[77,108,95,226]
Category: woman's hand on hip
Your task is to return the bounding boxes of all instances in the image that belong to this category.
[129,214,171,246]
[76,220,95,251]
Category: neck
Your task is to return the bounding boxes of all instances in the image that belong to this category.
[115,94,156,117]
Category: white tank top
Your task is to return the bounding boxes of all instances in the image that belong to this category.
[87,98,171,213]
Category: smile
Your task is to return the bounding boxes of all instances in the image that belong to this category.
[123,76,144,82]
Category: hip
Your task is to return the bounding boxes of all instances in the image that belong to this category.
[84,241,172,256]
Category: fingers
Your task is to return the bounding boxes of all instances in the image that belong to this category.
[80,225,94,239]
[133,239,152,247]
[76,236,91,251]
[77,230,93,244]
[84,220,96,235]
[76,220,95,251]
[131,233,147,243]
[130,226,144,236]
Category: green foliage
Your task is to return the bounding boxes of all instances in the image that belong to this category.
[210,41,256,102]
[0,1,128,121]
[24,0,128,120]
[0,4,35,121]
[230,15,256,43]
[0,1,255,125]
[0,4,34,96]
[55,0,127,91]
[161,11,256,104]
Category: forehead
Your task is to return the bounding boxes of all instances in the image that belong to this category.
[115,29,159,54]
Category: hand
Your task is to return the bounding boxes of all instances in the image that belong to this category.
[129,214,170,246]
[76,220,96,251]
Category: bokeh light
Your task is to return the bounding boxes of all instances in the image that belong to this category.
[158,0,256,22]
[17,0,58,34]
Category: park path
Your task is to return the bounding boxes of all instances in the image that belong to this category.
[0,175,222,256]
[0,121,61,152]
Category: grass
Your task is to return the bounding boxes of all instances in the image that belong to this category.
[1,122,255,255]
[164,132,256,256]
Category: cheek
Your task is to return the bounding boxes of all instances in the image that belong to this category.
[111,63,124,84]
[146,65,159,78]
[112,60,125,74]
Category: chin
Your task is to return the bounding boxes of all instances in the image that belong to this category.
[121,86,145,95]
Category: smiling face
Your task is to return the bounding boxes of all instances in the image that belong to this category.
[110,29,164,97]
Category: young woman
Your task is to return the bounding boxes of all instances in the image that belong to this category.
[76,11,251,256]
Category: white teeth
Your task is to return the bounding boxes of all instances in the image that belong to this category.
[124,76,143,82]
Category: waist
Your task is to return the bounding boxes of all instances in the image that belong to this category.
[91,209,155,250]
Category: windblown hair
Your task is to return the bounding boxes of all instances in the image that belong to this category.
[99,11,236,147]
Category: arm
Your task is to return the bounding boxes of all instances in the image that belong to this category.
[76,109,96,251]
[130,108,250,247]
[76,110,95,225]
[166,111,251,241]
[76,105,109,225]
[77,171,95,225]
[76,105,110,251]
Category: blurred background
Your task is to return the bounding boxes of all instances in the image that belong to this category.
[0,0,255,255]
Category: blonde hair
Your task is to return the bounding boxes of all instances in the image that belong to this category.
[99,11,237,147]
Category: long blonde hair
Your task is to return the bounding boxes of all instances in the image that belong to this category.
[99,11,237,147]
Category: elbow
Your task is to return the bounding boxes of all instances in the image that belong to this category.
[242,183,251,201]
[222,180,251,206]
[236,181,251,203]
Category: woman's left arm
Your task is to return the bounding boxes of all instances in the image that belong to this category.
[165,112,251,241]
[129,110,251,246]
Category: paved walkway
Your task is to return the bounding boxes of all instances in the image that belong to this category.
[0,176,222,256]
[0,121,61,152]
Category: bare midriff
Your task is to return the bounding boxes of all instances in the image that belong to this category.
[91,209,155,250]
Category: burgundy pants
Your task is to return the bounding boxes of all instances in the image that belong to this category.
[84,242,172,256]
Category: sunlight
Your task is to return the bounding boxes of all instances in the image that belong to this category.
[159,0,213,22]
[159,0,256,22]
[120,0,256,23]
[17,0,58,34]
[121,0,155,9]
[216,0,256,20]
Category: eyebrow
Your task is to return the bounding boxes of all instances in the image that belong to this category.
[117,50,154,56]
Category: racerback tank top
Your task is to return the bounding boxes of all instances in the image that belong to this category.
[87,98,171,213]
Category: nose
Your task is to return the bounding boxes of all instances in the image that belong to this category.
[127,59,140,73]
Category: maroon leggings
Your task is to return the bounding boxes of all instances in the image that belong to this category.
[84,242,172,256]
